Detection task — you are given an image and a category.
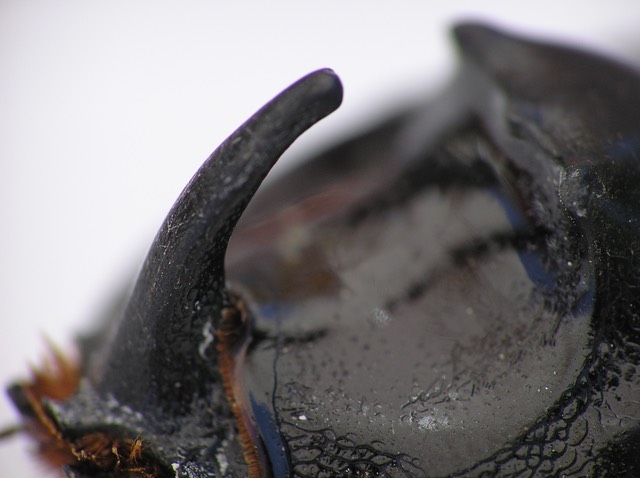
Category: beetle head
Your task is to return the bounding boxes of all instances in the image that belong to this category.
[7,69,342,477]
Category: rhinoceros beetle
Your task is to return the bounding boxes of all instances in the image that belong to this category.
[4,22,640,477]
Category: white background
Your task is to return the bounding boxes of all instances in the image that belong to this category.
[1,1,639,476]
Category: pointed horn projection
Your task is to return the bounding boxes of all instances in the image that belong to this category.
[95,69,343,414]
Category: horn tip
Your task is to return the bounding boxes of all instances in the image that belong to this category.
[304,68,344,113]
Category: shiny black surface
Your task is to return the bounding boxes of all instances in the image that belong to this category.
[227,24,640,476]
[7,23,640,477]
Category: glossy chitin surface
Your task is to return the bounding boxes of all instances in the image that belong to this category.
[228,126,596,477]
[226,25,640,477]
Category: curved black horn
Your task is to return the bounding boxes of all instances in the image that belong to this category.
[94,69,343,414]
